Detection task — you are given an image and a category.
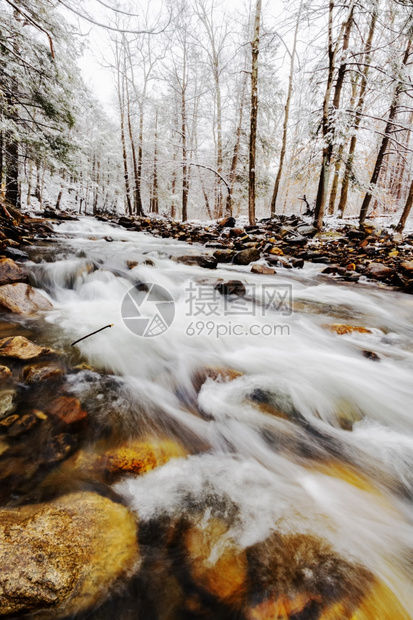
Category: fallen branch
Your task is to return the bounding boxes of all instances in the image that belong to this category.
[71,324,114,347]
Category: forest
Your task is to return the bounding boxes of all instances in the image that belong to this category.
[1,0,413,230]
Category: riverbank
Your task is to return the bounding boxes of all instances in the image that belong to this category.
[2,204,413,293]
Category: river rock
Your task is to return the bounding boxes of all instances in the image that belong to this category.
[215,280,246,296]
[0,389,16,419]
[46,396,87,428]
[0,258,27,286]
[400,261,413,277]
[324,324,372,335]
[61,438,186,484]
[0,283,52,314]
[184,516,247,606]
[250,264,276,275]
[23,362,64,384]
[0,336,53,360]
[233,248,261,265]
[0,365,12,382]
[175,255,217,269]
[1,247,29,261]
[364,262,394,279]
[213,249,235,263]
[0,491,139,618]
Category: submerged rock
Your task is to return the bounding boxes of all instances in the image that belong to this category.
[46,396,88,428]
[23,362,64,384]
[0,336,53,360]
[0,492,139,618]
[0,283,52,314]
[324,324,372,336]
[215,280,246,296]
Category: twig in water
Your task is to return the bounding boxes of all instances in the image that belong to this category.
[71,324,114,347]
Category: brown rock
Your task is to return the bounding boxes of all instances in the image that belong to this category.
[364,263,394,279]
[400,261,413,277]
[324,324,372,336]
[0,389,16,419]
[215,280,246,296]
[0,336,53,360]
[23,362,64,384]
[233,248,261,265]
[0,283,52,315]
[250,264,276,275]
[0,365,12,381]
[64,438,186,483]
[184,517,247,605]
[213,249,235,263]
[0,258,27,286]
[7,413,39,437]
[0,492,139,618]
[46,397,87,427]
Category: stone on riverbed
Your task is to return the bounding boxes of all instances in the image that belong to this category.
[364,262,394,280]
[0,283,52,314]
[0,258,27,286]
[0,492,139,618]
[233,248,261,265]
[0,336,54,360]
[23,362,64,384]
[250,264,276,275]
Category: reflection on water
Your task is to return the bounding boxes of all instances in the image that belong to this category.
[2,217,413,618]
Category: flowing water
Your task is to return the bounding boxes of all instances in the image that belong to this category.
[18,218,413,618]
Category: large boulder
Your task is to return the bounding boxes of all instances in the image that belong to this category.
[0,492,139,618]
[0,336,53,360]
[0,258,27,286]
[0,283,52,314]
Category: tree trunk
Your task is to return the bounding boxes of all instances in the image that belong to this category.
[396,177,413,233]
[117,64,132,216]
[151,110,159,214]
[314,0,355,229]
[337,8,377,216]
[248,0,262,225]
[359,40,412,225]
[126,85,143,216]
[326,5,355,215]
[270,0,303,216]
[225,71,248,217]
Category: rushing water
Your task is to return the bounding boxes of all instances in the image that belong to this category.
[25,218,413,618]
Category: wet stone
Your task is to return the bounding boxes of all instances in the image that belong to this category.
[23,362,64,384]
[0,365,12,382]
[250,264,276,275]
[215,280,246,296]
[364,262,394,280]
[46,397,88,428]
[0,258,28,286]
[0,283,52,315]
[233,248,261,265]
[0,390,16,419]
[0,336,53,360]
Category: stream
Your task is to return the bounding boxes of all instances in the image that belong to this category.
[17,217,413,618]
